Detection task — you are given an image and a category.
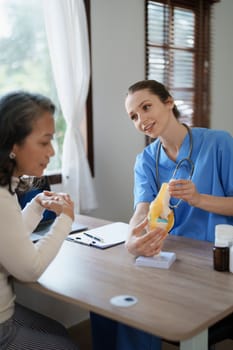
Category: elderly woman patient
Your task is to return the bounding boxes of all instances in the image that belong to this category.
[0,91,79,350]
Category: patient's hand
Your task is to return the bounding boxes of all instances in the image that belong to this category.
[35,191,74,220]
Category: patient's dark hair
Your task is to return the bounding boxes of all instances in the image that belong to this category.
[0,91,55,193]
[127,80,180,119]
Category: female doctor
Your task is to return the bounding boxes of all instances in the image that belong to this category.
[125,79,233,256]
[90,79,233,350]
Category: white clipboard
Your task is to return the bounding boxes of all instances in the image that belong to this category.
[66,222,129,249]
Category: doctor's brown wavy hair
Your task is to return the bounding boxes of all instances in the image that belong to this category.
[127,79,180,119]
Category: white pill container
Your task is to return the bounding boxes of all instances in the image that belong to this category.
[214,224,233,273]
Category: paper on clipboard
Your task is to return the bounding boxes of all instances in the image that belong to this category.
[66,222,129,249]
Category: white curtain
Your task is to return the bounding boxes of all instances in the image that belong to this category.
[42,0,97,213]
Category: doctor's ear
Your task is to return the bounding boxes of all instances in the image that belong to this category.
[165,97,174,109]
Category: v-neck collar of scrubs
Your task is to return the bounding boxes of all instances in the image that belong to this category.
[159,132,191,169]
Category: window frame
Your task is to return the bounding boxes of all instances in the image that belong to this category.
[145,0,217,130]
[84,0,94,177]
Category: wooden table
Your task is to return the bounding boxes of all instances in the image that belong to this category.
[15,215,233,350]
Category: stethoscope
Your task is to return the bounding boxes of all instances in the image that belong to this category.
[155,124,195,209]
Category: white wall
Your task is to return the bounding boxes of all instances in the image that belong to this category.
[211,0,233,134]
[90,0,145,223]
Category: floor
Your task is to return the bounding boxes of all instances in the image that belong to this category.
[68,319,233,350]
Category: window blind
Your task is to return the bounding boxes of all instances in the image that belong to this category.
[146,0,216,127]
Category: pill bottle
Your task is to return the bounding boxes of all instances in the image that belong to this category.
[213,242,229,272]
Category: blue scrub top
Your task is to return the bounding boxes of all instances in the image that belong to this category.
[134,128,233,242]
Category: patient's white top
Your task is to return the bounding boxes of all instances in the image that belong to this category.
[0,178,72,324]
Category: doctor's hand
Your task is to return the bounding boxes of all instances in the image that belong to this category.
[125,218,167,257]
[168,179,200,207]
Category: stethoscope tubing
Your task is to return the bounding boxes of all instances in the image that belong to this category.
[155,124,194,209]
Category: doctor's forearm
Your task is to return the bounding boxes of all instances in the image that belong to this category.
[195,194,233,216]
